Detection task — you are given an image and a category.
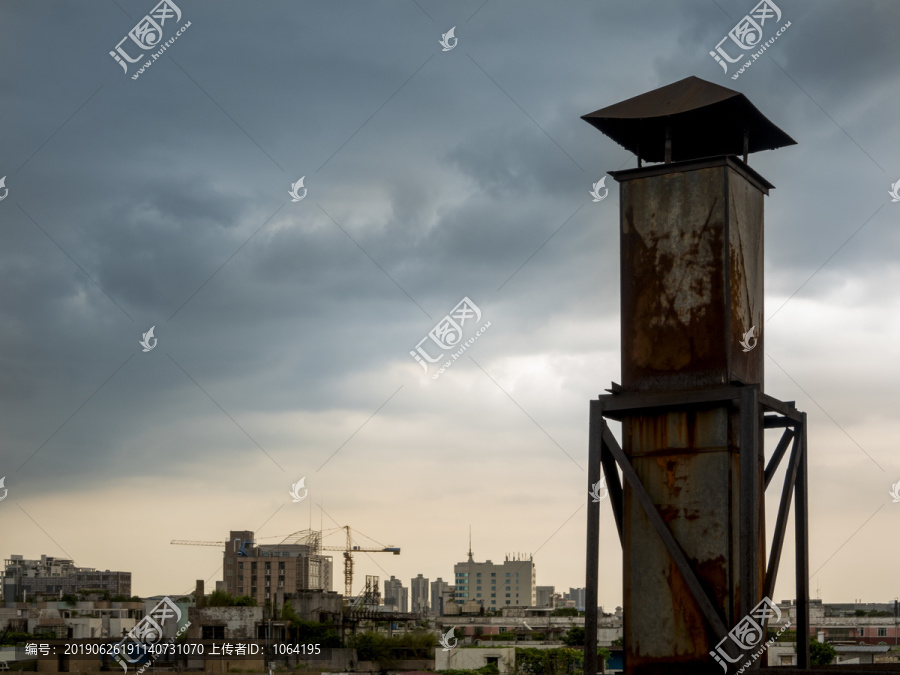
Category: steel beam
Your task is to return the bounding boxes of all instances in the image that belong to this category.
[585,401,602,675]
[600,424,729,639]
[764,428,796,490]
[739,386,761,636]
[600,434,624,544]
[763,433,801,602]
[795,412,810,668]
[598,385,740,419]
[759,392,802,422]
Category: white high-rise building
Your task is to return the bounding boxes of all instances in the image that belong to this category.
[453,538,536,609]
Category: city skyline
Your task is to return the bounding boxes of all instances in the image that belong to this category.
[1,0,899,610]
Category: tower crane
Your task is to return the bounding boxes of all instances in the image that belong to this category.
[171,525,399,598]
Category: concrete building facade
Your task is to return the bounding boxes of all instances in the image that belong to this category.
[2,555,131,602]
[222,531,333,606]
[410,574,429,613]
[535,586,554,608]
[431,578,450,616]
[383,576,408,612]
[453,551,536,609]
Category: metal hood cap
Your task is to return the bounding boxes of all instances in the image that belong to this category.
[581,75,796,163]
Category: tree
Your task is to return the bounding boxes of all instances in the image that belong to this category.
[562,627,585,647]
[611,637,623,647]
[551,608,579,617]
[809,638,837,666]
[206,590,257,607]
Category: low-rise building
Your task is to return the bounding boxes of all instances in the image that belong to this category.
[2,555,131,602]
[435,646,514,674]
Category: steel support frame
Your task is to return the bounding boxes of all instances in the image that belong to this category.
[584,384,809,674]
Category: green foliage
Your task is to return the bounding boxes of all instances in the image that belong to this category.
[497,631,516,640]
[437,664,499,675]
[562,627,585,647]
[550,608,578,617]
[280,603,340,647]
[2,632,44,645]
[206,590,257,607]
[809,638,837,666]
[610,637,623,647]
[768,629,795,643]
[61,594,79,606]
[349,630,437,665]
[514,647,610,675]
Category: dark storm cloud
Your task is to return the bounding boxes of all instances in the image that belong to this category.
[1,0,898,601]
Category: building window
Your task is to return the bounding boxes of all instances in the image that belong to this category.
[251,587,257,595]
[477,586,481,591]
[506,594,510,598]
[251,563,257,571]
[238,587,243,593]
[878,628,887,637]
[226,569,233,576]
[238,562,243,570]
[491,573,496,577]
[477,573,481,577]
[506,601,510,605]
[491,593,496,598]
[506,573,510,577]
[860,629,866,637]
[506,587,510,591]
[265,562,271,570]
[238,575,243,581]
[279,562,285,570]
[202,626,225,640]
[491,601,496,605]
[477,594,482,598]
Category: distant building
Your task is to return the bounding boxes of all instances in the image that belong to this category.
[222,530,333,607]
[453,544,536,609]
[410,574,429,613]
[536,586,555,608]
[2,555,131,602]
[564,587,586,611]
[431,578,450,615]
[383,576,408,612]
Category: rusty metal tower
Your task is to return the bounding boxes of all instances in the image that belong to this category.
[581,77,809,674]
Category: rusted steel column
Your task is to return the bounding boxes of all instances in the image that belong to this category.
[612,157,768,675]
[795,412,810,668]
[582,77,797,675]
[585,401,603,675]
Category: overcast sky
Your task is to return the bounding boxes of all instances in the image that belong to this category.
[1,0,899,610]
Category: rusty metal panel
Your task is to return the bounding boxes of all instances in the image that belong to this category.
[728,169,765,387]
[614,157,766,392]
[622,408,740,674]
